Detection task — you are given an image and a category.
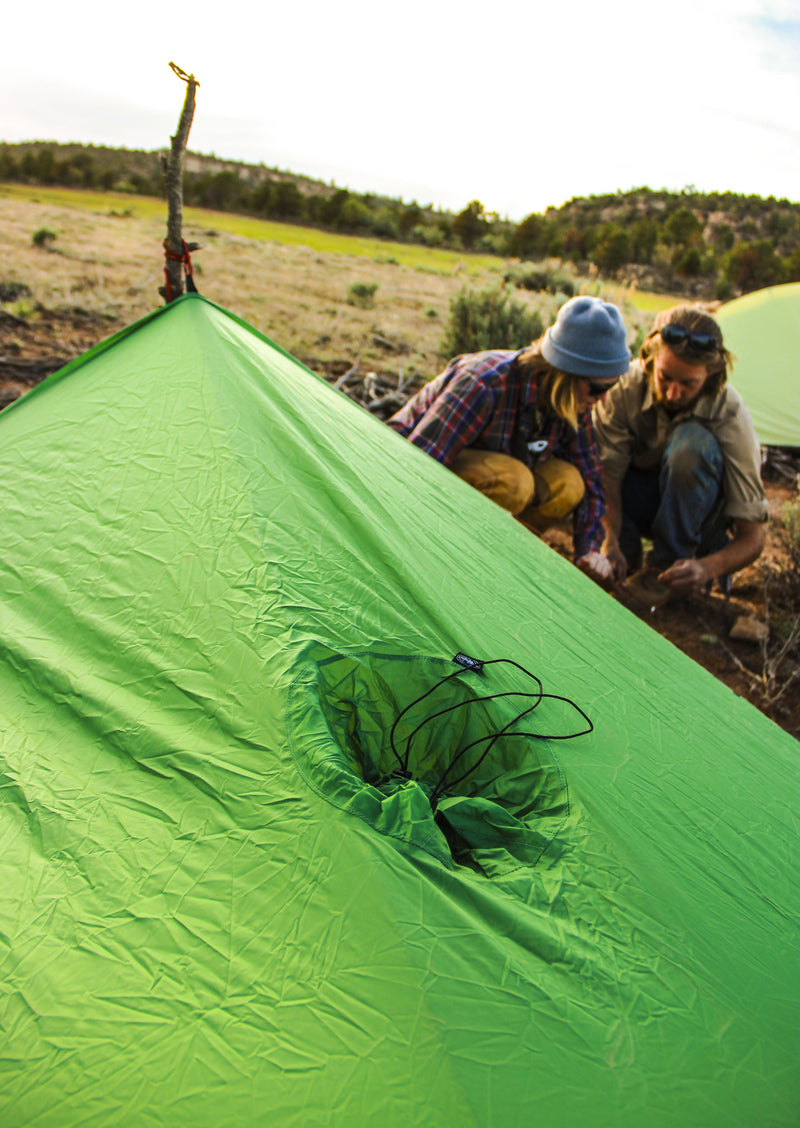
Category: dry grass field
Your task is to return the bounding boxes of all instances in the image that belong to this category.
[0,185,664,381]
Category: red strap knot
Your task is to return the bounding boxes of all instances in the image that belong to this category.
[162,239,194,300]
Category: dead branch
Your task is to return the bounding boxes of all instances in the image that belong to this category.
[159,63,200,303]
[334,359,360,390]
[698,614,762,689]
[765,662,800,707]
[699,594,800,709]
[759,562,800,704]
[326,362,419,420]
[365,393,411,416]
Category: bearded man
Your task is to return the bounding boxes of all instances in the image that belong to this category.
[593,304,767,597]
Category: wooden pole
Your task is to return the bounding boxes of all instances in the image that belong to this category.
[159,63,199,303]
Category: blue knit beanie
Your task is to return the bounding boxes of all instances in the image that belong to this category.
[540,296,631,379]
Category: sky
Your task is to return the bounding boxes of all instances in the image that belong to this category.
[4,0,799,221]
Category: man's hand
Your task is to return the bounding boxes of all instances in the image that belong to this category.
[577,552,615,586]
[602,542,629,583]
[658,558,710,595]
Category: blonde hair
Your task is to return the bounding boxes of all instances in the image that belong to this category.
[517,345,582,430]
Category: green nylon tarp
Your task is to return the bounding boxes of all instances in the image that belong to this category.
[0,294,797,1127]
[717,281,800,447]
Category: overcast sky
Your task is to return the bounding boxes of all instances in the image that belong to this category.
[4,0,799,220]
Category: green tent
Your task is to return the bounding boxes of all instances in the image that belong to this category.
[1,295,797,1127]
[717,281,800,447]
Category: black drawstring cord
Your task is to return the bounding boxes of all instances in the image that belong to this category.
[400,688,544,772]
[389,658,545,772]
[387,664,477,771]
[402,658,544,776]
[382,655,592,805]
[428,692,593,806]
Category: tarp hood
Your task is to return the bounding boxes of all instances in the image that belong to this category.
[0,294,797,1127]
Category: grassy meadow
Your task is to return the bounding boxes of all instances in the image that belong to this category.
[0,183,677,379]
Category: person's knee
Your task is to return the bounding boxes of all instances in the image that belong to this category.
[663,423,723,490]
[531,459,585,519]
[452,449,535,514]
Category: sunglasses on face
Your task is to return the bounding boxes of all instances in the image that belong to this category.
[584,378,618,398]
[658,324,719,353]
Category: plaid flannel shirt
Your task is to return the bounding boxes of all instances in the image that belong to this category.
[388,350,606,557]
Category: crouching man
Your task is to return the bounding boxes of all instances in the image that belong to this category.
[593,304,768,596]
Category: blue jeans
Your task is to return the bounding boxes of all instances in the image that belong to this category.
[619,421,728,569]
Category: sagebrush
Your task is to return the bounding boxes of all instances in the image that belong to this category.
[441,287,546,357]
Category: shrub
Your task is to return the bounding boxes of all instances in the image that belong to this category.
[336,198,374,232]
[410,224,445,247]
[781,499,800,574]
[676,246,703,277]
[510,212,554,258]
[272,181,306,219]
[0,280,31,302]
[372,211,399,240]
[346,281,379,309]
[32,227,57,249]
[551,276,576,298]
[505,263,576,297]
[627,324,647,359]
[10,299,36,319]
[453,200,489,249]
[753,498,800,706]
[505,266,549,292]
[592,223,632,271]
[476,232,509,256]
[441,287,545,357]
[723,239,786,294]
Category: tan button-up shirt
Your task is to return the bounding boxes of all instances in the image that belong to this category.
[593,362,768,523]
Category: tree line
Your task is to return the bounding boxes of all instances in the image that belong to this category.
[3,142,799,299]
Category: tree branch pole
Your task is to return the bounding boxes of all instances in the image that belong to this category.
[160,63,199,303]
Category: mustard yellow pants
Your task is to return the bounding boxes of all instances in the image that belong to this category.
[452,450,585,526]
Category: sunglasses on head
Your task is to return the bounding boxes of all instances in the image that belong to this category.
[658,324,719,353]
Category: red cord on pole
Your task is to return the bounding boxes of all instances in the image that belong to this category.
[162,239,194,301]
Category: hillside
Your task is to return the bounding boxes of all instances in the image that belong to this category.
[3,141,800,302]
[522,186,800,301]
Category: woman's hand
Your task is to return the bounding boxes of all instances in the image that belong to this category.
[576,552,615,586]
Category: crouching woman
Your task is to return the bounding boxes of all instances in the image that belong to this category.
[387,296,631,584]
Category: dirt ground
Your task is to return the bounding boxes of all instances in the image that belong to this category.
[2,305,798,740]
[538,476,800,740]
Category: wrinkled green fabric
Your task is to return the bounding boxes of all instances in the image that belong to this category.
[717,281,800,447]
[0,295,797,1128]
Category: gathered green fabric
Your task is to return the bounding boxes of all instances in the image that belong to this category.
[0,294,797,1127]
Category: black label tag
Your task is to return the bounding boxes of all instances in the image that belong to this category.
[453,652,484,673]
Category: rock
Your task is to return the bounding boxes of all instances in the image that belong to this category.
[729,616,769,644]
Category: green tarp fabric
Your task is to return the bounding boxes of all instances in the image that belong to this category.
[717,281,800,447]
[0,294,797,1127]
